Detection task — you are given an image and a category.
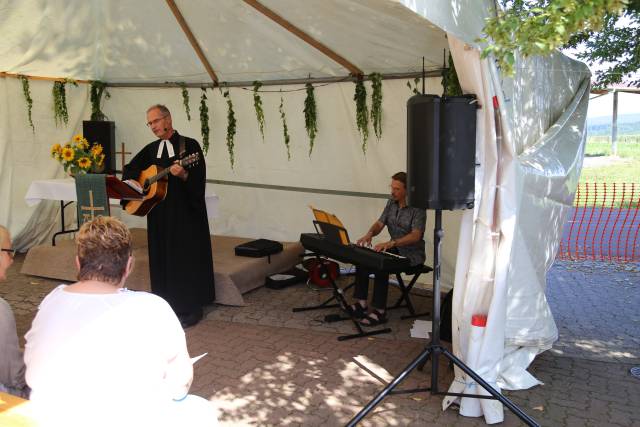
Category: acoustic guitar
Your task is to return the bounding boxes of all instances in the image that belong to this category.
[124,152,200,216]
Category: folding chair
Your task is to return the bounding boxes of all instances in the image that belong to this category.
[388,264,433,319]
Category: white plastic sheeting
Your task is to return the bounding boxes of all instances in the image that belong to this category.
[441,36,590,423]
[0,0,591,424]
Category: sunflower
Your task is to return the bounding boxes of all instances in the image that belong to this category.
[72,134,83,143]
[62,147,75,162]
[91,144,103,156]
[50,143,62,158]
[97,153,106,166]
[77,157,92,169]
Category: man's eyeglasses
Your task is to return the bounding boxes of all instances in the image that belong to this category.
[146,115,167,127]
[1,248,16,258]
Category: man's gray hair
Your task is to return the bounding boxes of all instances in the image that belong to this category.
[147,104,171,116]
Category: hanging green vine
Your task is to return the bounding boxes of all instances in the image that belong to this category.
[52,78,77,126]
[252,81,265,141]
[222,86,237,168]
[279,95,291,161]
[18,75,34,132]
[89,80,110,121]
[442,53,463,97]
[370,73,383,141]
[199,88,210,155]
[303,82,318,156]
[353,77,369,153]
[179,82,191,121]
[406,77,421,95]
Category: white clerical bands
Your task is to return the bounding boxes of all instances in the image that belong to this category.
[156,140,175,159]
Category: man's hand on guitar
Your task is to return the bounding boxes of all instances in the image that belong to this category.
[170,161,188,181]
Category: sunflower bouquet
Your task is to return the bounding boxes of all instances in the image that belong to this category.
[51,134,105,176]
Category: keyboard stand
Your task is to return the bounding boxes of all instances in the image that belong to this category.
[293,251,392,341]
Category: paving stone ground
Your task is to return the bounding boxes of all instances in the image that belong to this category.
[2,256,639,426]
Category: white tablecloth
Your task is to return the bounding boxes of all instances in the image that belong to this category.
[25,178,219,218]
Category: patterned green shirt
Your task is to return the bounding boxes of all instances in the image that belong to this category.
[378,199,426,266]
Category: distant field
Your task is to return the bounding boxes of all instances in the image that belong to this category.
[580,136,640,184]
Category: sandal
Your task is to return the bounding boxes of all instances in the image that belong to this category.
[340,302,368,319]
[359,309,388,327]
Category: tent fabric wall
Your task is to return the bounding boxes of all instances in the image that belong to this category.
[2,74,466,297]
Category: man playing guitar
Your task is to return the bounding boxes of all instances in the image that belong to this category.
[122,104,215,328]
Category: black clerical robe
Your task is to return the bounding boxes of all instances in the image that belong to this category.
[123,131,215,314]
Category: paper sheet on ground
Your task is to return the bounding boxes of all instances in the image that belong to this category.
[191,353,208,364]
[410,320,432,339]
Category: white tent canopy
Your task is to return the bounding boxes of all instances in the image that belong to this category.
[0,0,589,423]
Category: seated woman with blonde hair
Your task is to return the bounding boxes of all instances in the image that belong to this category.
[24,216,217,426]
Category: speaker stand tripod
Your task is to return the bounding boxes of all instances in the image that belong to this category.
[347,210,539,427]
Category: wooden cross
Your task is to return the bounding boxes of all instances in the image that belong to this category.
[116,142,132,173]
[80,190,105,222]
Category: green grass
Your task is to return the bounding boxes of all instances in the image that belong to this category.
[580,136,640,184]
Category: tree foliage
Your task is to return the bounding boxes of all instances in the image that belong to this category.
[566,1,640,88]
[481,0,639,87]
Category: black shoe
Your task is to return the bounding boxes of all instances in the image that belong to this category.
[178,308,203,329]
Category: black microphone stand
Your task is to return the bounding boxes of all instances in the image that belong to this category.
[346,209,539,427]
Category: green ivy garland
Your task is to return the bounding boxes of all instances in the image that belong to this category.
[406,77,421,95]
[222,86,237,168]
[89,80,110,121]
[442,53,463,97]
[370,73,383,141]
[252,81,265,141]
[279,95,291,160]
[303,82,318,156]
[52,78,77,126]
[179,82,191,121]
[199,88,210,155]
[353,77,369,153]
[18,75,34,132]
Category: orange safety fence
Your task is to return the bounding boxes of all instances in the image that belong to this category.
[558,182,639,262]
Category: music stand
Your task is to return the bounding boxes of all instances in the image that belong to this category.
[347,210,539,426]
[293,221,392,341]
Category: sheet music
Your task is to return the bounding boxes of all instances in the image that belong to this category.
[123,179,143,194]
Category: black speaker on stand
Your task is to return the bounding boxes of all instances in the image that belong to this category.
[83,121,116,174]
[348,95,539,426]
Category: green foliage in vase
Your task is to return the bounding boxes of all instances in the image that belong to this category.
[353,77,369,153]
[304,82,318,156]
[18,75,34,132]
[199,88,210,155]
[279,96,291,160]
[89,80,110,121]
[480,0,627,78]
[252,81,265,141]
[369,73,383,141]
[223,86,237,168]
[179,82,191,121]
[52,78,77,127]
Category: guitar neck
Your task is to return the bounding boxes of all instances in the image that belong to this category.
[147,167,172,185]
[146,158,191,186]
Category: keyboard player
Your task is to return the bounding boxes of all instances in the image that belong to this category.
[350,172,426,327]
